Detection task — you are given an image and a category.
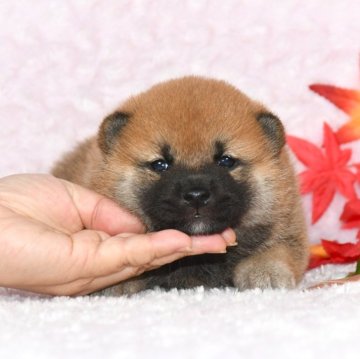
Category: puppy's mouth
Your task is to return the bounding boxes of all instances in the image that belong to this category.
[169,213,229,236]
[184,221,225,235]
[145,197,242,235]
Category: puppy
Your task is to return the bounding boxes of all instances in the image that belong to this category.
[52,76,309,295]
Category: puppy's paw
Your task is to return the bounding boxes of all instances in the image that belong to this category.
[233,258,296,291]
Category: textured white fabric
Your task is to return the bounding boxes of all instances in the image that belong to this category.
[0,1,360,358]
[0,264,359,359]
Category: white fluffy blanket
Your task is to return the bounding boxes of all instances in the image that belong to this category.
[1,1,360,358]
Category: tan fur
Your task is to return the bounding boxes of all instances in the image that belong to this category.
[52,76,309,294]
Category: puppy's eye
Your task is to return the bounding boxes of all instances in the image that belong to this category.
[217,155,236,168]
[150,159,170,172]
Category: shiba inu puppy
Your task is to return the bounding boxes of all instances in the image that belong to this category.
[52,76,308,294]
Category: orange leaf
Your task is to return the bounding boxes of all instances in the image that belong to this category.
[336,115,360,143]
[310,84,360,144]
[310,84,360,115]
[310,244,329,258]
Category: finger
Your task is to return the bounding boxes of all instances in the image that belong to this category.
[30,229,236,296]
[61,179,145,235]
[190,234,228,254]
[179,228,236,256]
[71,231,235,295]
[146,230,235,263]
[221,228,238,246]
[80,229,233,276]
[94,229,193,271]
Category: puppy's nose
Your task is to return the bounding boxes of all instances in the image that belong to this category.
[183,188,211,208]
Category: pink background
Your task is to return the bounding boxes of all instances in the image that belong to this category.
[1,0,360,243]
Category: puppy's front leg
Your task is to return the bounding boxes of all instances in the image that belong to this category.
[233,244,306,290]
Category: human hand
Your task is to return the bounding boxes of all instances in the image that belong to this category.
[0,174,236,296]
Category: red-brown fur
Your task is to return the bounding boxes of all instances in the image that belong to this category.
[53,76,309,295]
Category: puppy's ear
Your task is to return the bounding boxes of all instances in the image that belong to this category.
[98,111,130,154]
[256,112,285,155]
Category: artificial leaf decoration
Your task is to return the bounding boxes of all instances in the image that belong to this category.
[309,84,360,144]
[287,123,357,223]
[309,238,360,269]
[353,164,360,183]
[309,244,331,269]
[340,199,360,229]
[308,271,360,289]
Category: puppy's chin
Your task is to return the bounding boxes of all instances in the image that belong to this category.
[154,218,228,236]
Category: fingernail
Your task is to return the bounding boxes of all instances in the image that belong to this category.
[221,228,236,245]
[188,249,227,256]
[227,241,238,247]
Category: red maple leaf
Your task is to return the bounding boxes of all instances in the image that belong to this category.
[287,123,357,223]
[352,164,360,183]
[309,238,360,269]
[340,199,360,229]
[310,84,360,144]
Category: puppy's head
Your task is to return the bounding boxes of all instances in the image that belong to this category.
[96,77,286,234]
